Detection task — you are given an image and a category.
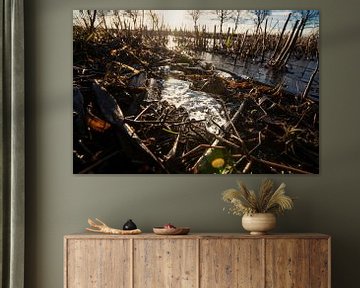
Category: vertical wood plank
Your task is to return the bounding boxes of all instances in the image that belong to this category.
[133,239,197,288]
[265,239,310,288]
[64,238,68,288]
[196,239,200,288]
[328,238,331,288]
[262,239,266,288]
[200,239,264,288]
[309,239,330,288]
[67,239,131,288]
[130,238,134,288]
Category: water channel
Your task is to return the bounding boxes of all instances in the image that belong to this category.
[158,36,319,134]
[167,35,319,99]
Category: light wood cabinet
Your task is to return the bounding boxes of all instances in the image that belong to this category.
[64,233,330,288]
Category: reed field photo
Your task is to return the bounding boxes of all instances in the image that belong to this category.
[73,10,320,174]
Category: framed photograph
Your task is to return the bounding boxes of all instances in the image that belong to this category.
[73,10,319,174]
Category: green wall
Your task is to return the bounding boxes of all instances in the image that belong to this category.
[25,0,360,287]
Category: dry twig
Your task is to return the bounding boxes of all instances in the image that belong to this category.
[86,218,142,235]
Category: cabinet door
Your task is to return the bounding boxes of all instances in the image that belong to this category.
[265,239,317,288]
[66,239,131,288]
[200,239,264,288]
[309,239,330,288]
[134,239,198,288]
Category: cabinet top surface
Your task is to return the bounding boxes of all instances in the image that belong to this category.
[64,232,330,240]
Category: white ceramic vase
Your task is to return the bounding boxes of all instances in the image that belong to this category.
[242,213,276,235]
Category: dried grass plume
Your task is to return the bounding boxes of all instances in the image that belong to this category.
[222,179,294,216]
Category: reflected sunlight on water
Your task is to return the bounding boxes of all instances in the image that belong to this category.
[161,78,227,134]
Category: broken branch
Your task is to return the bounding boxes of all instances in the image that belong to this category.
[86,218,142,235]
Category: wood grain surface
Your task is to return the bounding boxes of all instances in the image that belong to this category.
[309,239,330,288]
[65,239,131,288]
[133,239,197,288]
[265,239,310,287]
[200,238,264,288]
[64,233,330,288]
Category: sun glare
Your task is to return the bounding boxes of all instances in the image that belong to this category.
[157,10,188,30]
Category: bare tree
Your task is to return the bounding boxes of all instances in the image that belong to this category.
[148,10,160,31]
[212,10,234,34]
[252,10,270,34]
[140,10,145,29]
[97,10,110,31]
[112,10,123,30]
[188,10,202,31]
[231,10,243,32]
[293,10,319,36]
[78,10,98,33]
[123,10,140,30]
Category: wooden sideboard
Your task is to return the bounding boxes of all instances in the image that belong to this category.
[64,233,330,288]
